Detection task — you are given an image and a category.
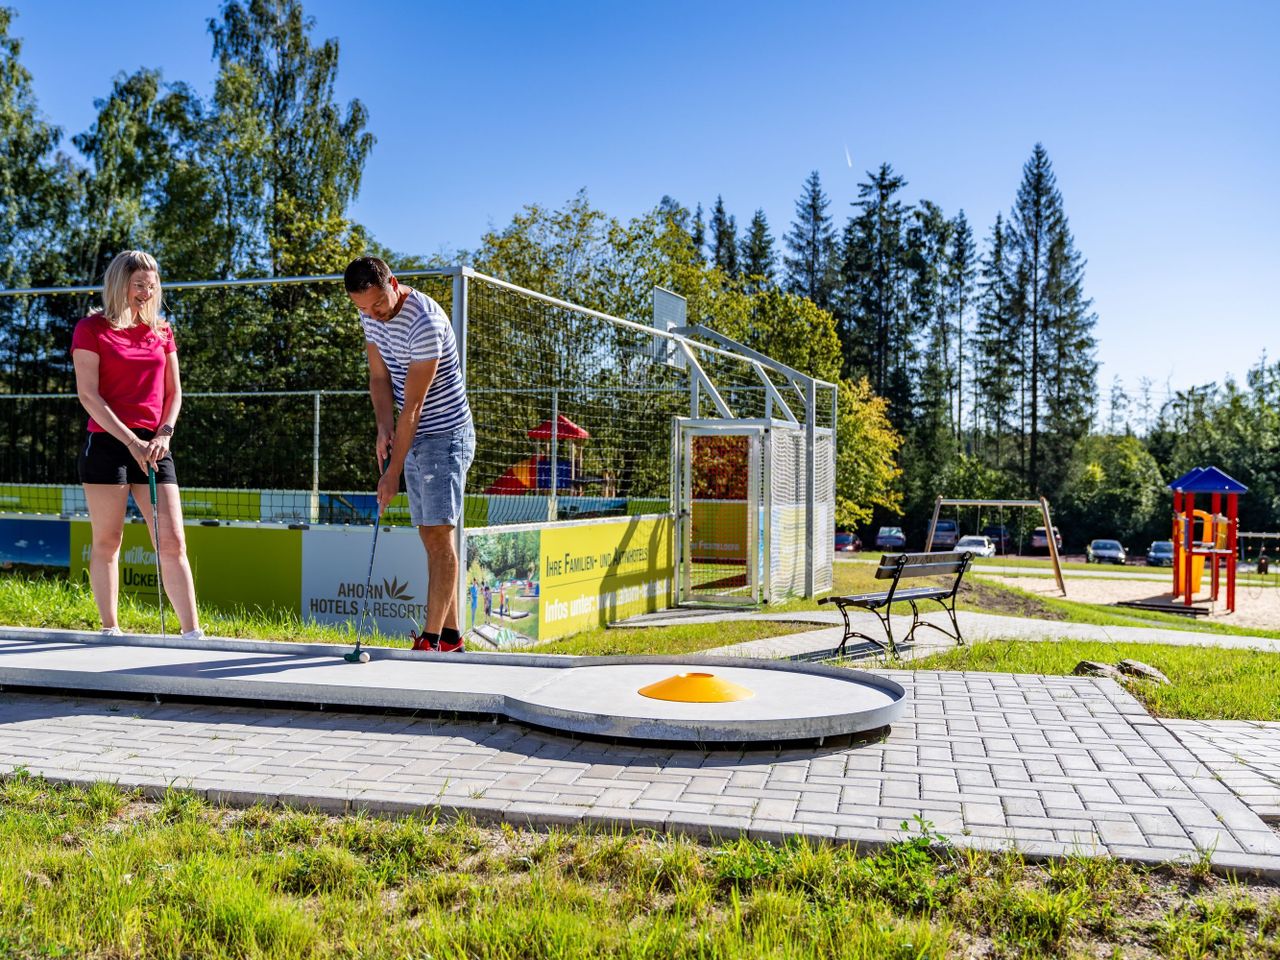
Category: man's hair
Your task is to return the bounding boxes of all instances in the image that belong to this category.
[344,256,394,293]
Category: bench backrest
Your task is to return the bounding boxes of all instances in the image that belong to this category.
[874,551,971,580]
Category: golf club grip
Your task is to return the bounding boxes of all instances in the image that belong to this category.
[148,465,157,504]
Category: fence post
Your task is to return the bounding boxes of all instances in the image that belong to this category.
[804,378,817,597]
[452,267,470,630]
[549,388,559,522]
[311,392,321,524]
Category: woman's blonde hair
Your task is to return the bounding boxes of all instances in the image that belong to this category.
[100,250,165,335]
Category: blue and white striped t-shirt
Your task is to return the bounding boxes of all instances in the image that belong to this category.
[360,290,471,437]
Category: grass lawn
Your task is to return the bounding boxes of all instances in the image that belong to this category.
[0,574,817,658]
[2,774,1277,959]
[905,639,1280,721]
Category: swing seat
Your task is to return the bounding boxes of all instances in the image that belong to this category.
[819,551,973,659]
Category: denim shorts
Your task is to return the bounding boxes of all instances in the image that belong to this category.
[404,423,475,527]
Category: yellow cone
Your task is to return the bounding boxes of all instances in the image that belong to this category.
[637,672,755,703]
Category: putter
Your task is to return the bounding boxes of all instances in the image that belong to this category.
[147,465,167,640]
[345,461,386,663]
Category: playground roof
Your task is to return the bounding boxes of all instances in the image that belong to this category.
[1167,466,1249,494]
[527,414,590,441]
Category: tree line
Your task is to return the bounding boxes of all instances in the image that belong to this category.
[2,1,1276,548]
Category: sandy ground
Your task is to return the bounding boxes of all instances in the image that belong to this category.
[997,574,1280,631]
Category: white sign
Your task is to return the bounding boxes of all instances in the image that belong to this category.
[301,526,429,637]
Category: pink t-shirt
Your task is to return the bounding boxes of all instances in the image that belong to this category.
[71,314,176,432]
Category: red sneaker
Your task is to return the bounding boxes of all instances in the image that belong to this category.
[437,636,465,653]
[408,631,438,652]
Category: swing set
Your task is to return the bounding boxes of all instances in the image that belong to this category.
[924,496,1067,596]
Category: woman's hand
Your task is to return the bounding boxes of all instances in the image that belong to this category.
[142,434,170,466]
[128,436,152,473]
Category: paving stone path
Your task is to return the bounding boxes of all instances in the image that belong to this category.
[2,669,1278,876]
[1163,720,1280,823]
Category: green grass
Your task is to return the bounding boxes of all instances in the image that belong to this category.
[906,639,1280,721]
[534,619,819,656]
[2,775,1277,959]
[0,573,817,658]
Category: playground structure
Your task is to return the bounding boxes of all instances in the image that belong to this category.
[1169,466,1246,612]
[924,496,1067,596]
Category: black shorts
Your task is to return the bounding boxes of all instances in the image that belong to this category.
[78,429,178,485]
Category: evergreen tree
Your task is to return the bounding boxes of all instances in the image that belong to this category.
[837,164,911,419]
[1005,143,1097,495]
[1006,143,1062,493]
[904,200,955,480]
[708,195,738,277]
[973,213,1020,469]
[689,202,706,263]
[739,208,776,290]
[1039,217,1098,488]
[947,210,976,444]
[784,170,836,309]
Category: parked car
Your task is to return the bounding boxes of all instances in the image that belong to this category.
[835,530,862,552]
[876,526,907,550]
[1146,540,1174,567]
[931,518,960,549]
[981,524,1012,555]
[1030,526,1063,552]
[1087,539,1127,564]
[955,534,997,558]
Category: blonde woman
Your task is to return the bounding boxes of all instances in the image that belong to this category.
[71,250,202,639]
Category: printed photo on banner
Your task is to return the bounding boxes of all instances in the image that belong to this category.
[465,529,540,649]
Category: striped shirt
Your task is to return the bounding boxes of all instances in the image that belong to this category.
[360,290,471,438]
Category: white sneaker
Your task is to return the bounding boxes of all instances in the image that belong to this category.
[100,626,123,637]
[180,629,205,641]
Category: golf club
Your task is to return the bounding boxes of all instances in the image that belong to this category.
[344,461,386,663]
[147,464,167,640]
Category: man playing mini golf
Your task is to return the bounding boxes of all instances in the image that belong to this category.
[345,257,475,652]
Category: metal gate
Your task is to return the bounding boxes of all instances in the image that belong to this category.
[675,422,763,604]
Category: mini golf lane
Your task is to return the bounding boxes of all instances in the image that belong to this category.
[0,627,906,744]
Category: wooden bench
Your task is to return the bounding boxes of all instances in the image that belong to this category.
[818,551,973,658]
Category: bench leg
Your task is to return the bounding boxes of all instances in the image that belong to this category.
[833,602,897,659]
[902,597,965,648]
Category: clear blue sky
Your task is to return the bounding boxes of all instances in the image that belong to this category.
[9,1,1278,406]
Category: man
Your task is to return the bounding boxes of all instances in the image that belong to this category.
[345,257,475,652]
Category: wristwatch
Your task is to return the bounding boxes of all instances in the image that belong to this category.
[157,424,175,438]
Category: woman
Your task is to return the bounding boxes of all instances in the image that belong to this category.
[71,250,202,639]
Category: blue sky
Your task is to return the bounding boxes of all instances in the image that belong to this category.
[9,1,1278,406]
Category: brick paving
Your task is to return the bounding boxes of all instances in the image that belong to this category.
[1162,719,1280,823]
[2,670,1278,876]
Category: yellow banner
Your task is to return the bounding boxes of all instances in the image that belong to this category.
[538,517,674,639]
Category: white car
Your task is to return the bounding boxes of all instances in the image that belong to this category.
[955,535,996,558]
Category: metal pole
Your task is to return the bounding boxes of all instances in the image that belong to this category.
[549,388,559,522]
[451,268,469,628]
[311,392,321,524]
[804,379,816,597]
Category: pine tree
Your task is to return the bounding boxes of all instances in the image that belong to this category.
[708,196,738,277]
[973,213,1019,469]
[1005,143,1097,495]
[906,200,954,452]
[690,202,706,263]
[1006,143,1061,493]
[739,208,776,290]
[784,170,836,310]
[837,164,911,419]
[947,211,976,444]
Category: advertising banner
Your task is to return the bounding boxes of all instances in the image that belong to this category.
[70,520,301,610]
[538,516,674,640]
[301,525,428,637]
